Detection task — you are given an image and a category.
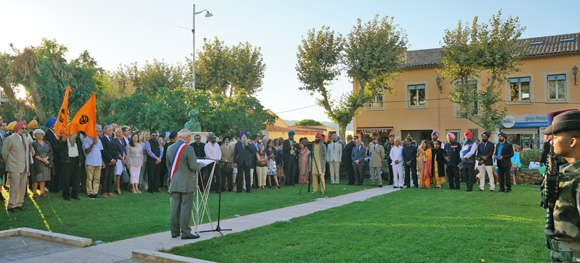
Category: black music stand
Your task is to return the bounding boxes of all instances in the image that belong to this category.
[199,159,232,236]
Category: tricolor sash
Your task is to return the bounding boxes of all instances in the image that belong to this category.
[169,141,188,183]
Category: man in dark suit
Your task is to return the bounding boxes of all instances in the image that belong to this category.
[477,132,495,192]
[444,133,461,190]
[495,132,514,193]
[283,131,298,186]
[166,129,202,239]
[402,137,418,188]
[100,125,118,197]
[189,134,206,159]
[44,118,61,193]
[145,131,163,193]
[384,134,396,185]
[343,135,356,185]
[233,131,252,193]
[351,139,366,186]
[247,134,259,188]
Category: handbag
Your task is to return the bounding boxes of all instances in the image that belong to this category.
[122,169,130,183]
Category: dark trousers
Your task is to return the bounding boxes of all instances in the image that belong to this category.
[221,164,233,191]
[101,163,115,194]
[170,192,193,236]
[50,161,62,193]
[344,160,355,184]
[353,162,364,185]
[386,161,394,184]
[62,157,80,198]
[204,162,221,191]
[147,158,161,192]
[462,163,474,191]
[447,165,460,189]
[404,163,417,187]
[284,157,297,186]
[498,164,511,191]
[79,163,87,193]
[236,164,251,192]
[159,164,168,188]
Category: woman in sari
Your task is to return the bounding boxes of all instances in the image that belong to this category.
[417,140,432,188]
[431,141,446,188]
[297,143,310,184]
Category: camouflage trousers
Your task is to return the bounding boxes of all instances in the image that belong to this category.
[549,238,580,262]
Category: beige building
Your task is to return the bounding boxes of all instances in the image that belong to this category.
[354,32,580,148]
[262,109,337,141]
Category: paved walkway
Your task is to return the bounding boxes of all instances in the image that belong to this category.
[12,186,399,263]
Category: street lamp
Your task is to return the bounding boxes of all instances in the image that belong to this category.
[436,76,443,93]
[573,65,578,86]
[190,4,213,90]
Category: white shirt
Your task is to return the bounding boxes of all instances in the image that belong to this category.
[204,142,222,160]
[68,139,79,158]
[389,145,403,165]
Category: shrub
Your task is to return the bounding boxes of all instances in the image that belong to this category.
[520,149,541,168]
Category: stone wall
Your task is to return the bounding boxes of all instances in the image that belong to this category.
[516,168,543,185]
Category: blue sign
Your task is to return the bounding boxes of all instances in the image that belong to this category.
[502,114,549,128]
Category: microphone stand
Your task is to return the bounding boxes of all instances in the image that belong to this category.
[199,159,232,236]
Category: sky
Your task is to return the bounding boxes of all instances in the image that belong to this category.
[1,0,579,123]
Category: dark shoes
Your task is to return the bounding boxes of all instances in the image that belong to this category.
[181,233,200,239]
[378,185,383,188]
[171,234,179,238]
[498,189,505,192]
[72,196,81,200]
[506,189,512,193]
[7,208,17,213]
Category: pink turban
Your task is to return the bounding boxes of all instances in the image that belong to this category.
[447,132,456,139]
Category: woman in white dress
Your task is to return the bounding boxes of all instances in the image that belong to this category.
[126,134,143,193]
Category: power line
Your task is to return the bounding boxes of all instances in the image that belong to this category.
[275,104,318,114]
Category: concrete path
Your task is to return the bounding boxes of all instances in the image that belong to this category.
[12,186,399,263]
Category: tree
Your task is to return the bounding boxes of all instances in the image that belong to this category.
[294,119,323,126]
[297,16,407,141]
[191,37,266,96]
[438,10,526,133]
[7,39,101,123]
[116,59,188,98]
[106,88,275,136]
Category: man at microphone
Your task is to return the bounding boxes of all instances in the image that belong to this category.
[166,129,203,239]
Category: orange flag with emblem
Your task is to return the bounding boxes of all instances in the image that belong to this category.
[55,86,70,138]
[68,92,97,138]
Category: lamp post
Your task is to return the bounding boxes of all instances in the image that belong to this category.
[436,76,443,93]
[191,4,213,90]
[573,65,578,86]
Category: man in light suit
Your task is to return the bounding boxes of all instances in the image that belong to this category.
[166,129,202,239]
[368,137,385,187]
[326,134,342,185]
[351,139,367,186]
[2,121,31,212]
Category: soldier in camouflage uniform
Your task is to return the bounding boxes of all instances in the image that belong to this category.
[542,110,580,262]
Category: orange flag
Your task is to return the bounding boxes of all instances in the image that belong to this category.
[68,92,97,138]
[55,86,70,138]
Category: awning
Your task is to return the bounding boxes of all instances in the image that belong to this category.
[356,126,394,133]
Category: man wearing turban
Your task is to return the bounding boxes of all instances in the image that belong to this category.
[2,121,31,212]
[444,133,462,190]
[460,131,478,191]
[44,117,61,193]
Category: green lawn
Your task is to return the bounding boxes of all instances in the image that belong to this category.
[0,180,366,243]
[170,184,548,263]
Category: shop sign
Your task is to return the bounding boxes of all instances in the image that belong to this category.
[501,114,549,128]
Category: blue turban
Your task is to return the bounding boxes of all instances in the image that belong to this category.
[6,119,15,125]
[481,131,490,138]
[288,131,295,136]
[239,131,248,138]
[45,117,57,128]
[431,132,439,137]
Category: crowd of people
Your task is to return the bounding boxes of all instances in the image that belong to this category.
[1,113,531,213]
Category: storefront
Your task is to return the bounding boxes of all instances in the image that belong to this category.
[500,114,548,150]
[356,126,393,145]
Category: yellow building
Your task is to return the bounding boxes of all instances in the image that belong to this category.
[354,32,580,148]
[262,109,336,141]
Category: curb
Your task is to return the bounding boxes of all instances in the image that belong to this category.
[132,249,217,263]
